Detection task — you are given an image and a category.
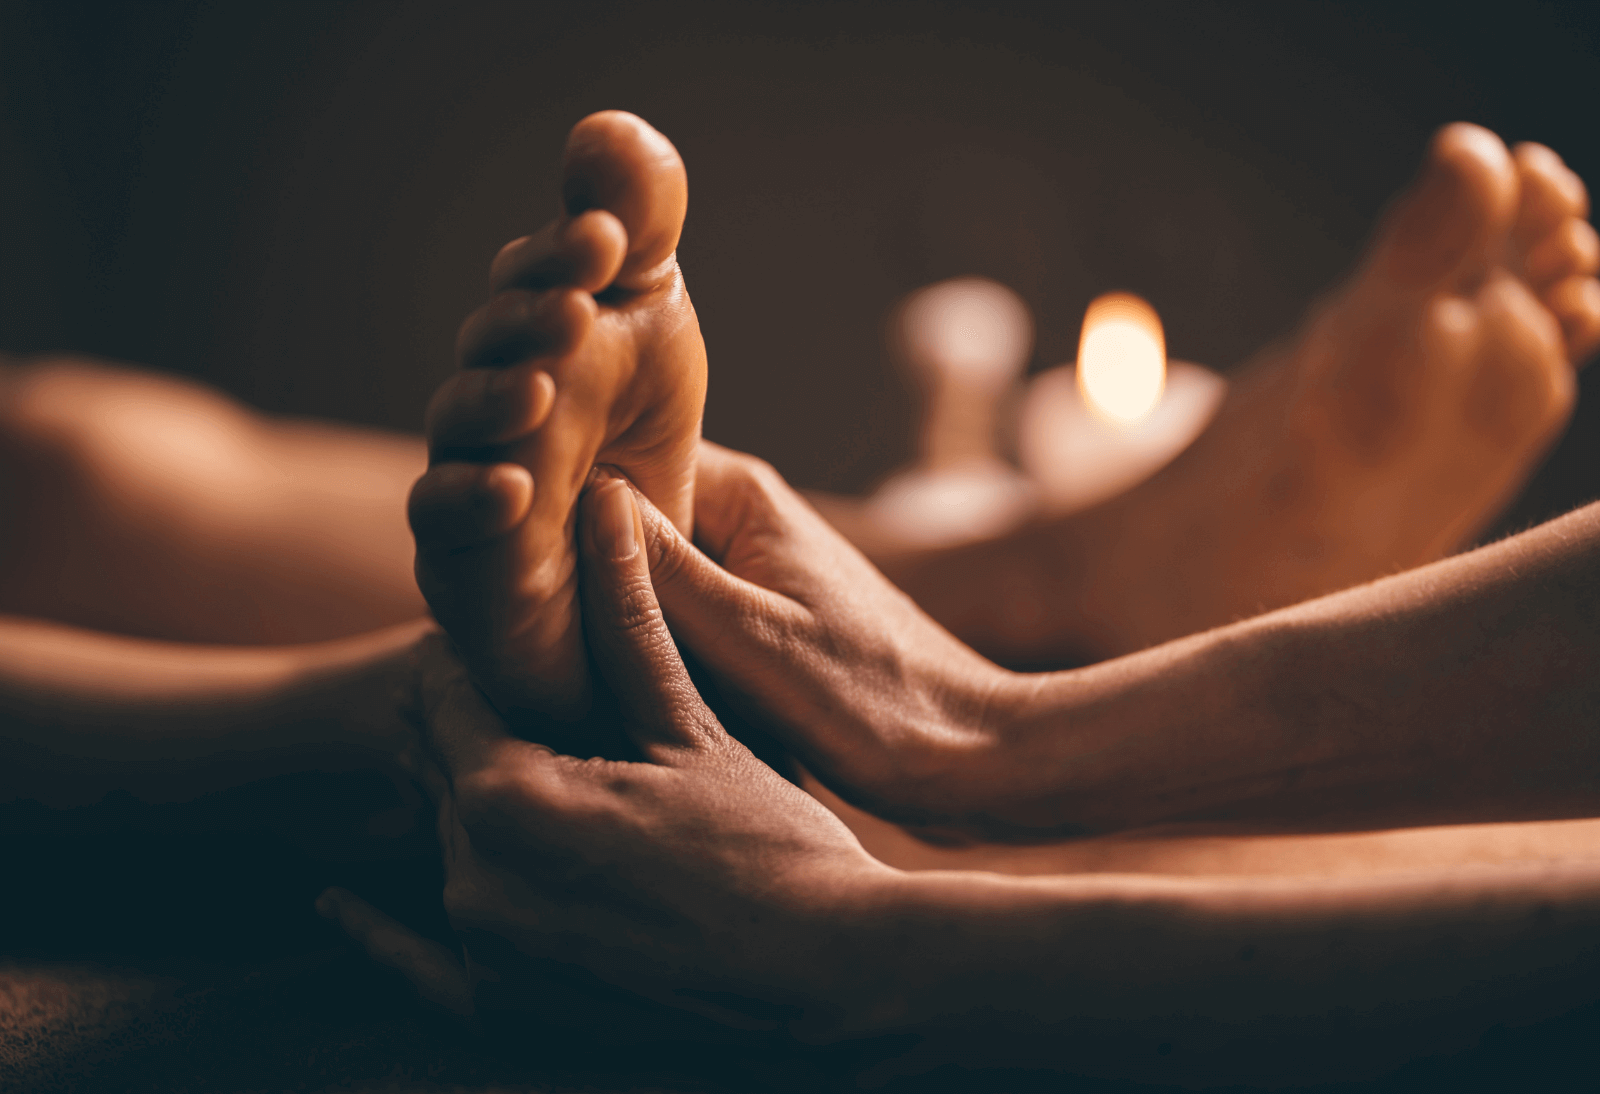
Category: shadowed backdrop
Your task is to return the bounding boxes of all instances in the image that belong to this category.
[4,0,1598,529]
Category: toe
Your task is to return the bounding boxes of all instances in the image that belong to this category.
[454,287,597,371]
[1513,143,1590,251]
[1544,275,1600,364]
[425,365,557,453]
[409,462,535,553]
[1466,275,1574,445]
[489,209,627,296]
[1372,123,1517,292]
[1523,217,1600,288]
[561,111,688,292]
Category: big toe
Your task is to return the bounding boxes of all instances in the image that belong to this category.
[561,111,688,292]
[1372,122,1518,293]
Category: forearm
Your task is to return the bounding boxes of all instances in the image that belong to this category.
[978,499,1600,833]
[828,861,1600,1083]
[0,615,429,805]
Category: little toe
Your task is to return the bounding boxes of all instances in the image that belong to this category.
[1524,218,1600,289]
[1372,122,1517,292]
[409,462,535,553]
[561,111,688,292]
[425,365,557,453]
[1544,275,1600,363]
[1513,143,1590,251]
[455,287,597,371]
[489,209,628,296]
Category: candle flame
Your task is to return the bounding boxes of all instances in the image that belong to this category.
[1077,292,1166,424]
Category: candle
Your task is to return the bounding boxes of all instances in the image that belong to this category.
[1019,292,1226,514]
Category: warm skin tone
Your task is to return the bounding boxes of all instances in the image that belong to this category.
[0,615,427,808]
[2,127,1593,675]
[0,356,427,645]
[0,117,1593,850]
[0,357,437,812]
[367,112,1600,1078]
[413,110,707,728]
[8,109,1553,873]
[5,109,1600,1082]
[623,441,1600,841]
[323,476,1600,1086]
[0,359,434,807]
[885,125,1600,667]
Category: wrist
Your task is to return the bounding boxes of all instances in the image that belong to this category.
[834,634,1021,831]
[921,662,1098,838]
[922,657,1029,819]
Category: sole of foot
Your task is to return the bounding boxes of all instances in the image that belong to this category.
[409,111,706,738]
[895,123,1600,667]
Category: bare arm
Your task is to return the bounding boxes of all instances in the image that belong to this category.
[985,499,1600,833]
[0,614,429,806]
[634,442,1600,837]
[359,477,1600,1087]
[828,858,1600,1085]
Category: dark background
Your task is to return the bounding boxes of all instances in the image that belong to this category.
[5,1,1600,1090]
[3,0,1599,523]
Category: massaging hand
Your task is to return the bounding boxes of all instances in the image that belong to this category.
[322,476,890,1030]
[628,441,1024,832]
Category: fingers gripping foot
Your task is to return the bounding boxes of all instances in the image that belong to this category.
[410,112,708,736]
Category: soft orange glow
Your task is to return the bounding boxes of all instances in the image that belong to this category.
[1077,292,1166,424]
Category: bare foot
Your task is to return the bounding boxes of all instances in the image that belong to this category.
[891,124,1600,666]
[409,111,705,731]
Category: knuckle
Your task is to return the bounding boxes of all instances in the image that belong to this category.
[739,453,783,492]
[612,574,666,631]
[453,766,518,818]
[454,765,546,833]
[686,708,730,751]
[642,521,693,587]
